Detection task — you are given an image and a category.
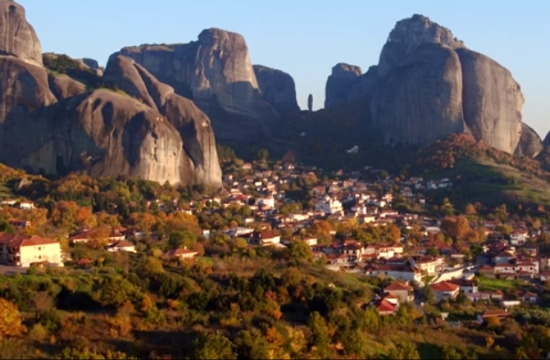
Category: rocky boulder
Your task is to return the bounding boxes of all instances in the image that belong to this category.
[114,28,277,142]
[0,0,222,187]
[324,63,362,109]
[516,124,543,157]
[372,42,465,145]
[369,14,524,154]
[55,90,189,185]
[103,54,222,186]
[347,65,379,102]
[253,65,299,114]
[48,74,86,100]
[0,0,42,67]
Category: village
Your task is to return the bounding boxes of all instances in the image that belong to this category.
[0,159,548,326]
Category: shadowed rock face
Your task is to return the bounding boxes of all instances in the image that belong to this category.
[368,14,526,153]
[253,65,299,115]
[517,124,543,157]
[114,28,278,142]
[103,54,222,186]
[0,0,222,187]
[0,0,42,67]
[325,63,362,109]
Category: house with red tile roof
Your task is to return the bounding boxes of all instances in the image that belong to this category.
[384,281,414,302]
[430,281,460,301]
[374,298,398,315]
[0,232,63,267]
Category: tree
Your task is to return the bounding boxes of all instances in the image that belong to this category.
[308,311,330,357]
[0,298,23,338]
[192,332,236,360]
[289,240,313,261]
[342,329,367,357]
[235,330,272,360]
[32,292,53,320]
[440,216,470,240]
[168,230,197,249]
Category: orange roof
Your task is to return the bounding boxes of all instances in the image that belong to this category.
[377,299,396,313]
[430,281,459,292]
[385,281,413,292]
[0,233,58,247]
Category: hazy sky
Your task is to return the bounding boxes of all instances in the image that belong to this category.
[20,0,550,138]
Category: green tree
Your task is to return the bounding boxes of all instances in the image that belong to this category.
[192,332,236,360]
[308,311,330,357]
[342,328,367,357]
[168,230,197,249]
[235,330,272,360]
[289,239,313,261]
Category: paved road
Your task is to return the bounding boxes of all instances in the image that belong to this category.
[0,264,28,275]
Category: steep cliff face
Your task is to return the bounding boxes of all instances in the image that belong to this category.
[456,48,523,153]
[115,28,278,141]
[369,14,525,153]
[56,90,188,185]
[253,65,299,114]
[0,55,57,173]
[325,63,362,109]
[103,54,222,186]
[0,0,222,187]
[0,0,42,67]
[372,43,465,145]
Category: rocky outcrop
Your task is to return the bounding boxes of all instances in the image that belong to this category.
[77,57,104,76]
[347,65,379,102]
[0,0,221,187]
[253,65,299,114]
[48,74,86,100]
[369,14,524,153]
[56,90,188,184]
[103,54,221,186]
[372,42,465,145]
[325,63,362,109]
[0,0,42,67]
[0,55,58,173]
[114,28,277,141]
[516,124,543,157]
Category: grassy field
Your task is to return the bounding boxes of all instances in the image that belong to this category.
[426,158,550,208]
[478,276,523,292]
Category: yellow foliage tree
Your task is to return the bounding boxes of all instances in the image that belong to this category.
[0,298,24,338]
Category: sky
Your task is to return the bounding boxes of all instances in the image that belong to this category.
[19,0,550,138]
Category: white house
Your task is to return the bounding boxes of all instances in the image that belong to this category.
[0,233,63,267]
[315,196,343,215]
[366,265,423,285]
[19,201,34,210]
[106,240,136,253]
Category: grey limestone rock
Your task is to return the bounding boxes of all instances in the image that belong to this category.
[324,63,362,109]
[253,64,300,114]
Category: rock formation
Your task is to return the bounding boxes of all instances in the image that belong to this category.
[114,28,281,142]
[330,14,532,155]
[516,124,543,157]
[253,65,299,114]
[103,54,221,186]
[0,0,221,187]
[325,63,362,108]
[308,94,313,112]
[0,0,42,67]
